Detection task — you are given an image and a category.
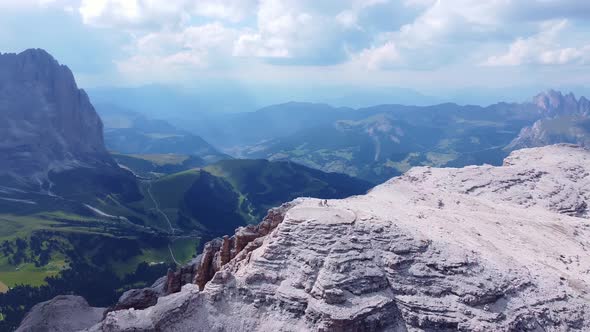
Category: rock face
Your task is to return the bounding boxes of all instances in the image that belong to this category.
[532,90,590,117]
[162,202,296,295]
[506,115,590,150]
[16,295,105,332]
[508,91,590,150]
[0,49,114,187]
[82,144,590,331]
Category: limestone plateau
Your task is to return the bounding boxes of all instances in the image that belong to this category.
[20,144,590,331]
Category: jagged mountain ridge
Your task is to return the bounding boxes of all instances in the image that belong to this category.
[508,90,590,150]
[229,90,590,183]
[25,144,589,331]
[238,101,540,183]
[0,49,115,188]
[531,89,590,118]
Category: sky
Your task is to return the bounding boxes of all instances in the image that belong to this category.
[1,0,590,103]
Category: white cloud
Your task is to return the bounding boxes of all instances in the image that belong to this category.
[231,0,392,63]
[116,22,237,81]
[355,41,402,70]
[78,0,254,29]
[335,10,359,29]
[233,33,289,58]
[79,0,189,29]
[0,0,76,10]
[10,0,589,86]
[231,0,317,59]
[335,0,390,30]
[484,20,590,66]
[192,0,256,23]
[352,0,505,70]
[353,0,590,70]
[232,0,314,59]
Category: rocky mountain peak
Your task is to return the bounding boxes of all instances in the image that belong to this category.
[0,49,113,186]
[507,90,590,150]
[532,89,589,117]
[23,144,586,331]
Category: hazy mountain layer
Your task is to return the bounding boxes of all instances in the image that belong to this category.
[96,104,228,164]
[234,102,539,183]
[217,91,589,183]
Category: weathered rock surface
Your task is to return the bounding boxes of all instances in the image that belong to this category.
[506,115,590,151]
[110,288,161,312]
[156,201,296,298]
[78,144,590,331]
[16,295,105,332]
[0,49,114,188]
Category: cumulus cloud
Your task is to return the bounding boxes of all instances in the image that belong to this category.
[355,41,402,70]
[232,0,334,62]
[7,0,590,84]
[0,0,76,10]
[116,22,237,81]
[78,0,254,29]
[354,0,590,70]
[232,0,396,65]
[193,0,256,23]
[79,0,190,29]
[484,20,590,66]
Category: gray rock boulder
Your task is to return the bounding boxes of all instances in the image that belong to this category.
[110,288,161,312]
[16,295,105,332]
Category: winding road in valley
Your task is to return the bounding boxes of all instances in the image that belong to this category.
[146,181,180,265]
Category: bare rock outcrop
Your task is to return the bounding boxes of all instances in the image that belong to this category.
[508,91,590,151]
[110,287,161,313]
[532,90,590,117]
[83,144,590,331]
[16,295,105,332]
[0,49,115,188]
[162,201,297,295]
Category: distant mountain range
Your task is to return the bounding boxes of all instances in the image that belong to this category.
[87,84,440,117]
[172,90,588,183]
[90,83,590,185]
[96,104,228,164]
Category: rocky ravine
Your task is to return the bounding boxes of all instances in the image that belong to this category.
[21,144,590,331]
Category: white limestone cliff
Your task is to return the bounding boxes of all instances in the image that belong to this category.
[80,144,590,331]
[19,144,590,331]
